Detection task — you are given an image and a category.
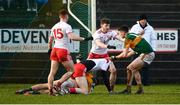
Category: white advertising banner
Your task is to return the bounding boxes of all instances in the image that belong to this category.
[156,29,178,52]
[0,29,80,53]
[108,29,178,52]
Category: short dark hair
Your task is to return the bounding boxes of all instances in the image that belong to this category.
[100,18,110,24]
[118,25,129,33]
[59,9,68,16]
[138,14,147,21]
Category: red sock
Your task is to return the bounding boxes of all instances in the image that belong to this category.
[69,88,77,94]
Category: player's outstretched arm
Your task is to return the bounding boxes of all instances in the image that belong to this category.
[95,39,108,48]
[68,33,85,41]
[68,33,93,41]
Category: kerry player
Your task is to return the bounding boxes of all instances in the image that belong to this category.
[111,26,155,94]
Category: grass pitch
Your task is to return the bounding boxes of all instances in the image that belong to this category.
[0,84,180,104]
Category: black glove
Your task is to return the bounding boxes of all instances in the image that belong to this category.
[110,56,117,60]
[84,36,93,41]
[107,45,116,49]
[48,49,52,56]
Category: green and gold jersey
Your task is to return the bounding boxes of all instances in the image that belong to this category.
[124,33,154,54]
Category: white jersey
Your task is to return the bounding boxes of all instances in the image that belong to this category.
[89,59,111,71]
[90,29,117,54]
[50,21,73,49]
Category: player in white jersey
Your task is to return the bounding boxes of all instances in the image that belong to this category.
[88,18,124,93]
[48,9,93,95]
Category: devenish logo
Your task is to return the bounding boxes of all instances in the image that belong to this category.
[0,29,50,44]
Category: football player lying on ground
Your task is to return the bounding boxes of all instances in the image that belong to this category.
[16,58,113,95]
[15,73,94,95]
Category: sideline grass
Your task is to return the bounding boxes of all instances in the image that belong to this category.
[0,84,180,104]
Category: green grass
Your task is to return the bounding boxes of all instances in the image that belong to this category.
[0,84,180,104]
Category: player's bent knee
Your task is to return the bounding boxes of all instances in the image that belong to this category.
[109,67,117,73]
[127,66,131,71]
[111,69,117,75]
[127,65,134,71]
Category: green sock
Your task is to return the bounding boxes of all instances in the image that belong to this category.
[127,85,131,91]
[28,87,33,91]
[138,84,143,90]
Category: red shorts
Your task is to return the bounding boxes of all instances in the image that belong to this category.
[50,48,72,62]
[88,52,109,59]
[72,63,86,78]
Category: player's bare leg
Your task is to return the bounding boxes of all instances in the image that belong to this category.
[134,70,144,94]
[120,57,144,94]
[128,57,144,93]
[71,76,88,95]
[38,90,49,94]
[31,83,48,91]
[33,79,76,95]
[15,80,61,94]
[118,67,134,94]
[134,71,142,85]
[108,62,117,92]
[133,57,146,94]
[127,68,133,89]
[31,79,60,91]
[16,83,48,94]
[32,81,58,94]
[48,60,59,95]
[57,59,74,85]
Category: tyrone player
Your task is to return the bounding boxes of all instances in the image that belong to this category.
[88,18,124,93]
[48,9,93,95]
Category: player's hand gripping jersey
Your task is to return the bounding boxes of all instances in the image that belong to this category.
[125,33,154,54]
[50,21,73,50]
[90,29,117,54]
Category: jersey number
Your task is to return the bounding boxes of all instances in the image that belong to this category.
[53,28,63,39]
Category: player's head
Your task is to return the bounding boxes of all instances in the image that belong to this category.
[100,18,110,33]
[59,9,69,22]
[118,25,129,38]
[76,53,83,63]
[138,14,147,27]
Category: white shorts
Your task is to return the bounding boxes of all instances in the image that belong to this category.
[140,52,155,65]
